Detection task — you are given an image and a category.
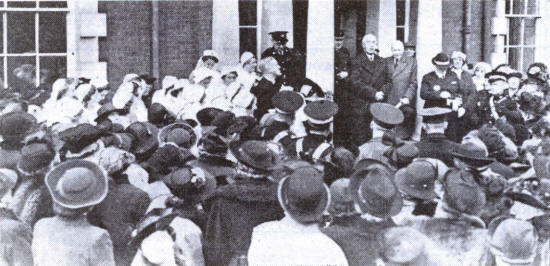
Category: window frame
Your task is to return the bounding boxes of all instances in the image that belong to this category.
[237,0,263,60]
[1,0,68,89]
[504,0,540,72]
[396,0,411,43]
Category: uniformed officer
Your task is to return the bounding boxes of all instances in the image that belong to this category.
[259,90,304,143]
[334,30,352,148]
[261,31,305,88]
[415,107,459,167]
[284,100,338,163]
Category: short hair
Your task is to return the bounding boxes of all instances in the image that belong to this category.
[391,40,404,50]
[258,57,278,74]
[362,34,377,45]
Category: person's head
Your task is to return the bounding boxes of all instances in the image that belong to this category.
[258,57,281,77]
[378,227,430,266]
[451,51,467,70]
[404,43,415,57]
[432,53,450,72]
[221,68,238,86]
[490,219,538,266]
[420,107,451,134]
[391,40,404,59]
[507,72,523,90]
[241,52,258,73]
[198,76,212,88]
[201,50,219,70]
[474,62,492,79]
[335,31,345,50]
[269,31,289,50]
[362,34,378,55]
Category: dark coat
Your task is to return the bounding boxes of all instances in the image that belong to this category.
[385,55,417,105]
[284,133,331,161]
[416,133,460,167]
[346,53,391,146]
[251,78,280,120]
[321,216,396,266]
[335,47,351,85]
[88,180,151,266]
[261,46,305,87]
[203,178,284,266]
[420,70,468,108]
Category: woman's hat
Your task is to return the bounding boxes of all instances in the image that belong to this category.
[349,163,402,218]
[380,227,428,264]
[229,140,280,171]
[201,50,219,63]
[158,122,197,149]
[17,140,56,177]
[45,160,108,209]
[395,160,439,200]
[328,178,357,216]
[240,51,255,66]
[129,208,178,248]
[196,107,223,127]
[162,167,216,202]
[95,103,120,123]
[450,51,467,61]
[278,166,330,223]
[431,52,450,66]
[450,142,495,168]
[442,169,486,215]
[59,123,105,153]
[126,122,159,158]
[490,218,537,264]
[0,111,37,140]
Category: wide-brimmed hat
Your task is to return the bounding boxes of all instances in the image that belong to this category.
[59,123,105,153]
[349,164,402,218]
[95,103,120,122]
[0,111,37,140]
[198,132,228,157]
[395,160,439,200]
[370,103,404,129]
[354,158,391,172]
[196,107,223,128]
[148,103,176,128]
[126,122,159,158]
[162,167,216,202]
[328,178,357,216]
[17,140,56,177]
[158,122,197,149]
[380,227,428,264]
[129,208,178,248]
[432,52,450,66]
[490,218,537,264]
[45,160,108,209]
[278,166,330,223]
[229,140,280,171]
[442,169,486,215]
[450,142,495,167]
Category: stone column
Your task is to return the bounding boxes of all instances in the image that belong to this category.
[261,0,293,54]
[212,0,240,67]
[491,0,507,67]
[306,0,334,94]
[413,0,442,140]
[535,0,550,64]
[377,0,397,57]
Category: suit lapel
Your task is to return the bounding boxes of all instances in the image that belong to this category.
[392,57,407,78]
[362,53,375,74]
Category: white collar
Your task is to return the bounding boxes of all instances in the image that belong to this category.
[263,75,276,84]
[435,70,447,79]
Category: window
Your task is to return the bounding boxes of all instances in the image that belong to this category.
[238,0,258,57]
[1,0,68,90]
[505,0,540,72]
[396,0,410,42]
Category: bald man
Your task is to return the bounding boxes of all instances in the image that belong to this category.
[345,34,392,147]
[385,40,417,106]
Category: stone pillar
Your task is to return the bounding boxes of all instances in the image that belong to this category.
[535,0,550,64]
[377,0,397,57]
[212,0,240,67]
[67,0,107,80]
[413,0,442,140]
[491,0,507,67]
[306,0,334,94]
[261,0,293,54]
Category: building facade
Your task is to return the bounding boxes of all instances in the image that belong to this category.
[6,0,550,96]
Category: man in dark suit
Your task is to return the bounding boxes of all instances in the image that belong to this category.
[251,57,282,120]
[346,34,392,147]
[385,40,417,106]
[261,31,305,88]
[420,53,469,142]
[334,30,352,148]
[415,107,460,167]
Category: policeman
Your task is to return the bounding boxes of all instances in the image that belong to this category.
[259,90,304,143]
[261,31,305,88]
[334,30,351,148]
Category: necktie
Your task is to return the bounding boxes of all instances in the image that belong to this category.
[394,58,399,69]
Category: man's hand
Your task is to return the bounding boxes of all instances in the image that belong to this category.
[375,91,384,101]
[337,71,348,79]
[399,98,410,105]
[440,91,451,99]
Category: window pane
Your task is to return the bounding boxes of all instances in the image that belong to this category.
[8,12,35,53]
[8,57,35,91]
[397,28,405,42]
[524,18,536,46]
[39,1,68,8]
[39,12,66,53]
[240,28,256,56]
[511,0,524,15]
[239,0,257,26]
[40,56,65,84]
[507,47,520,70]
[528,0,538,15]
[8,1,36,8]
[396,0,406,26]
[507,18,521,46]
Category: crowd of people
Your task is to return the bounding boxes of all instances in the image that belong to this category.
[1,29,550,266]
